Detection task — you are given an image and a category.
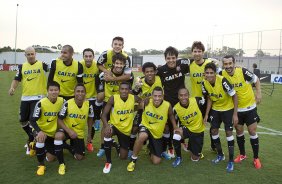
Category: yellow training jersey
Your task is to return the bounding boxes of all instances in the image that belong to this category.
[202,75,235,111]
[222,68,256,111]
[189,59,211,97]
[173,98,205,133]
[141,99,170,139]
[140,76,163,98]
[109,94,135,136]
[34,97,64,137]
[105,50,128,69]
[21,61,47,97]
[53,59,79,97]
[80,60,99,99]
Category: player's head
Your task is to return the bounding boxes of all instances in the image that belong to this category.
[204,62,217,84]
[178,88,189,106]
[61,45,74,62]
[47,81,60,100]
[119,81,131,99]
[112,36,124,53]
[25,46,36,64]
[164,46,178,69]
[222,55,235,75]
[83,48,94,66]
[74,83,86,102]
[112,53,126,74]
[191,41,205,62]
[152,86,164,107]
[142,62,157,82]
[253,63,257,69]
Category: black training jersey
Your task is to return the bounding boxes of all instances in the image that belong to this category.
[157,58,190,106]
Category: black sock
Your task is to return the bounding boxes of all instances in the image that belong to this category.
[22,124,34,142]
[213,137,223,155]
[129,135,136,151]
[94,101,103,120]
[54,141,64,164]
[131,156,138,163]
[162,135,170,152]
[250,137,259,159]
[104,138,113,163]
[237,135,245,155]
[100,143,105,149]
[91,127,95,140]
[210,128,216,149]
[36,143,46,165]
[173,139,181,158]
[168,138,173,150]
[227,140,234,161]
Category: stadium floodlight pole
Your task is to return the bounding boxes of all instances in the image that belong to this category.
[14,4,19,64]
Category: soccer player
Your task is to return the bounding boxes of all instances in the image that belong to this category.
[189,41,215,152]
[221,55,262,169]
[157,46,190,158]
[96,53,134,157]
[80,48,99,152]
[48,45,83,100]
[8,46,48,155]
[101,82,140,173]
[202,62,238,172]
[127,87,178,172]
[172,88,205,167]
[54,84,94,175]
[30,81,64,176]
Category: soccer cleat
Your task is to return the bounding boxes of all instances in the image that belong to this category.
[127,161,135,172]
[161,151,171,160]
[29,141,36,156]
[172,157,182,167]
[226,161,234,172]
[97,149,105,157]
[212,154,225,164]
[103,163,112,174]
[25,144,30,155]
[127,150,133,159]
[167,148,175,158]
[253,158,262,169]
[36,165,46,176]
[58,164,66,175]
[234,154,247,163]
[87,143,94,152]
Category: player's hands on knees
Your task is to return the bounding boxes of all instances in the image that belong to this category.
[8,88,15,96]
[36,131,47,143]
[104,124,112,137]
[68,129,77,139]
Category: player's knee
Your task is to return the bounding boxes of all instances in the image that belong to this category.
[211,128,218,135]
[46,153,56,162]
[151,157,161,165]
[54,132,65,140]
[74,154,84,160]
[138,133,148,142]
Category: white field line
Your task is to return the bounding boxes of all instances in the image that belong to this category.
[207,128,282,136]
[257,125,282,134]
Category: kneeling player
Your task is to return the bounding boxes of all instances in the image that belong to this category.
[127,87,177,172]
[172,88,205,167]
[101,82,140,173]
[54,84,94,175]
[30,81,64,175]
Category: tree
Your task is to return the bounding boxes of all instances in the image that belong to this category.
[255,49,265,57]
[51,46,57,49]
[57,44,62,50]
[131,48,140,56]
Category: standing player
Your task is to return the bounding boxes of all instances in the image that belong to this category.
[101,82,140,173]
[202,62,238,172]
[80,48,99,152]
[189,41,215,152]
[127,87,178,172]
[157,46,190,158]
[48,45,83,100]
[221,55,262,169]
[8,46,48,155]
[30,81,64,175]
[54,84,94,175]
[172,88,205,167]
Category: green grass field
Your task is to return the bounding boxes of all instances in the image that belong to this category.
[0,71,282,184]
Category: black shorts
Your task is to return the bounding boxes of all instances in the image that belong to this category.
[139,125,163,158]
[209,109,234,131]
[182,126,204,156]
[58,129,85,156]
[112,125,130,150]
[238,108,260,126]
[20,100,39,122]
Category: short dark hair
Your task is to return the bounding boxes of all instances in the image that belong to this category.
[253,63,258,68]
[204,62,217,73]
[178,87,189,95]
[223,55,235,63]
[83,48,94,56]
[47,81,60,90]
[74,83,86,92]
[191,41,205,52]
[112,53,126,64]
[112,36,124,44]
[164,46,178,58]
[152,86,163,94]
[62,45,74,53]
[120,81,130,88]
[142,62,157,72]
